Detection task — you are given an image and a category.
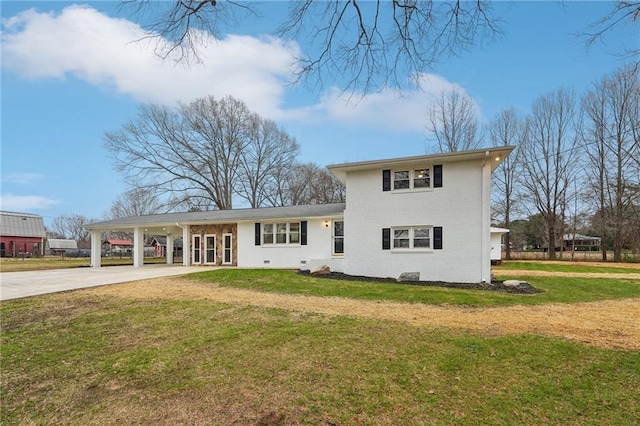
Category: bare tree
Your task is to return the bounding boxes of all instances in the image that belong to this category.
[110,188,164,218]
[105,95,299,210]
[236,117,300,208]
[520,88,581,259]
[426,88,483,152]
[580,1,640,66]
[122,1,500,94]
[262,162,345,207]
[49,214,92,247]
[489,108,524,260]
[582,64,640,261]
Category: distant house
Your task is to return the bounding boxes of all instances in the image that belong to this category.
[0,211,46,257]
[150,236,183,258]
[563,234,601,251]
[103,238,133,254]
[47,239,78,255]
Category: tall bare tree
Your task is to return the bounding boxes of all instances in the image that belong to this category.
[236,117,299,208]
[110,188,164,218]
[520,88,581,259]
[426,88,483,152]
[489,108,524,260]
[582,64,640,261]
[263,162,345,207]
[104,95,298,210]
[122,1,500,94]
[48,214,92,247]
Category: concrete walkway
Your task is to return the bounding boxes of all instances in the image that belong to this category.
[0,265,219,301]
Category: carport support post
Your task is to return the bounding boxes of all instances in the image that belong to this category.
[90,230,101,268]
[182,225,190,266]
[166,236,174,265]
[133,227,144,268]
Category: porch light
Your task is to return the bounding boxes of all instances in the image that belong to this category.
[324,220,330,228]
[495,155,502,162]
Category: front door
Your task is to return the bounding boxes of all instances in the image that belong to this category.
[192,235,201,264]
[223,233,233,265]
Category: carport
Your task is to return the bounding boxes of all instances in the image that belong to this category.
[85,216,190,268]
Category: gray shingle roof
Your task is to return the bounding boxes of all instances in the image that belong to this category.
[0,211,47,238]
[86,203,346,230]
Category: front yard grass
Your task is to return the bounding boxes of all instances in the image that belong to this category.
[2,291,639,425]
[494,261,640,274]
[188,269,640,307]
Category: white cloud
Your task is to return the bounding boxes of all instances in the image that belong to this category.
[294,73,475,132]
[0,194,60,211]
[1,5,299,118]
[2,173,45,184]
[1,6,479,132]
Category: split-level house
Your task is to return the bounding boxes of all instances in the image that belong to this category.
[86,147,513,283]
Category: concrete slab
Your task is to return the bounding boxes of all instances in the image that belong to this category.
[0,265,219,301]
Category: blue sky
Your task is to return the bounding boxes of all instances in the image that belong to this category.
[1,1,636,227]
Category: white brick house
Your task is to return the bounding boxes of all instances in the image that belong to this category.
[86,147,512,283]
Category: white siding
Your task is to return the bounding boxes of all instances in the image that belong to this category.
[343,160,489,283]
[237,218,341,270]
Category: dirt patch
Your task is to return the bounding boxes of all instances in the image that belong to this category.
[83,277,640,351]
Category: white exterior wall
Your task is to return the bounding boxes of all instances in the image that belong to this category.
[236,218,343,271]
[343,160,489,283]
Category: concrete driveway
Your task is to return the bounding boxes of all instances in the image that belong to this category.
[0,265,219,301]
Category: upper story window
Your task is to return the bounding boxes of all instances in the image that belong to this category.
[263,222,300,245]
[384,165,441,192]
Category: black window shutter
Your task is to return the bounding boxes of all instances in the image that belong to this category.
[301,221,308,245]
[434,164,443,188]
[382,169,391,191]
[254,223,261,246]
[382,228,391,250]
[433,226,443,250]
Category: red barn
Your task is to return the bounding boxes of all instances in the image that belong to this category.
[0,211,47,257]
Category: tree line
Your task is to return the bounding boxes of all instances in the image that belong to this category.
[489,64,639,262]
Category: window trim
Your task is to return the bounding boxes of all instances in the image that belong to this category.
[261,221,302,246]
[332,220,344,256]
[391,167,433,191]
[391,226,432,251]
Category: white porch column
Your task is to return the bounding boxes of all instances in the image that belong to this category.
[166,235,174,265]
[182,225,190,266]
[133,227,145,268]
[90,230,102,268]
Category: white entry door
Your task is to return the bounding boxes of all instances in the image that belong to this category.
[204,234,216,264]
[192,235,201,264]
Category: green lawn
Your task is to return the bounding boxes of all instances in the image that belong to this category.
[0,256,168,272]
[1,292,639,425]
[495,261,640,274]
[187,269,640,307]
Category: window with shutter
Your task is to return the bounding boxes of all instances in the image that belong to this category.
[382,228,391,250]
[433,226,443,249]
[382,169,391,191]
[434,165,443,188]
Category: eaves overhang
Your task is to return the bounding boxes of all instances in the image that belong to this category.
[327,146,515,184]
